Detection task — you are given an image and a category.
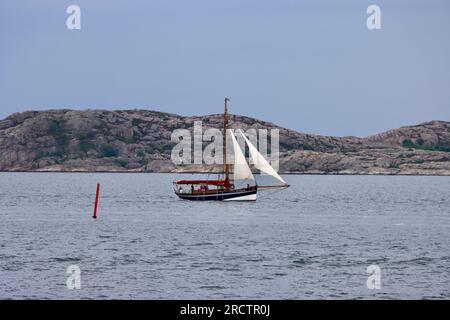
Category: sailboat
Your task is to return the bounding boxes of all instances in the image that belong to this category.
[173,98,289,201]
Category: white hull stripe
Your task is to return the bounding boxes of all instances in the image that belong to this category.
[223,193,257,201]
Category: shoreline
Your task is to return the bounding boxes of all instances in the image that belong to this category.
[1,170,449,176]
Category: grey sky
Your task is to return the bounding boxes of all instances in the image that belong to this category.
[1,0,449,136]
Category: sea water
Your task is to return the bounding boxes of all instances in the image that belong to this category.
[0,173,449,299]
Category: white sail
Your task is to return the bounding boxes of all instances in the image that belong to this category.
[229,129,254,181]
[238,129,286,184]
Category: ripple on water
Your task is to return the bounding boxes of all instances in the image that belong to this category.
[1,173,449,299]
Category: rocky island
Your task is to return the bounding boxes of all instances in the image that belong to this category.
[0,109,449,175]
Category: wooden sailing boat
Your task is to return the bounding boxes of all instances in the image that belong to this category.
[174,98,289,201]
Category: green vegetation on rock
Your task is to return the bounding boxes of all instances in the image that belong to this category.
[402,139,450,152]
[115,159,129,167]
[100,144,118,157]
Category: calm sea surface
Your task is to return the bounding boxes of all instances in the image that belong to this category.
[0,173,449,299]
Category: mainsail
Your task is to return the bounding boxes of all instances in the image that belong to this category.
[237,129,286,184]
[229,129,254,181]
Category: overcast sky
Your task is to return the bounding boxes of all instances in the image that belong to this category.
[0,0,449,136]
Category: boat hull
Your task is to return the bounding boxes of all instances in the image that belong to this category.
[175,187,257,201]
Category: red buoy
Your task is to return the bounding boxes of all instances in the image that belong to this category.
[93,183,100,219]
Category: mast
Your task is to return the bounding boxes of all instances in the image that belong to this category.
[223,97,230,182]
